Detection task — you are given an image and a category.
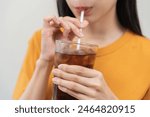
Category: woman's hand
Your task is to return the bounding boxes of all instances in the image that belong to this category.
[52,64,118,100]
[40,16,89,61]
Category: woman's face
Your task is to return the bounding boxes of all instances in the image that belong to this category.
[66,0,117,23]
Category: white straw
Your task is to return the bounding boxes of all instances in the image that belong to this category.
[80,11,85,23]
[77,10,84,50]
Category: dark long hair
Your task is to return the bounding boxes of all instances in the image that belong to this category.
[57,0,143,36]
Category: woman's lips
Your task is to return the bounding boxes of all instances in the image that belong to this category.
[75,7,92,16]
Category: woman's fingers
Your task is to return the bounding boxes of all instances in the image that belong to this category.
[43,16,60,28]
[58,64,100,78]
[67,21,84,37]
[52,68,102,91]
[58,86,92,100]
[53,69,86,84]
[58,17,84,38]
[57,17,71,38]
[43,16,88,39]
[53,77,96,97]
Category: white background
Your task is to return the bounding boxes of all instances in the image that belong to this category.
[0,100,150,117]
[0,0,150,99]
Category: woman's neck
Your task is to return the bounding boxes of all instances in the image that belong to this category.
[82,7,125,47]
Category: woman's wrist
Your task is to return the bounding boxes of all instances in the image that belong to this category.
[39,54,54,61]
[36,56,54,69]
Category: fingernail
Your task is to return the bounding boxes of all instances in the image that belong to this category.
[58,64,64,69]
[52,78,58,84]
[52,69,56,74]
[58,64,62,69]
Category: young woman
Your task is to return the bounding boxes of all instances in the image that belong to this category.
[13,0,150,100]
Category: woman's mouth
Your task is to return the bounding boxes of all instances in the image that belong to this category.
[75,6,93,16]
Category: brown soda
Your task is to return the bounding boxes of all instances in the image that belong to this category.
[53,51,96,100]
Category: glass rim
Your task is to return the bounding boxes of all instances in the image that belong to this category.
[56,39,99,48]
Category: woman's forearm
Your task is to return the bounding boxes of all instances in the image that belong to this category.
[20,59,53,100]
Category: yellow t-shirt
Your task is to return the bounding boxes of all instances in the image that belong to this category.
[13,30,150,100]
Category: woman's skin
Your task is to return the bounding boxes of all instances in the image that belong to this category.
[66,0,125,47]
[20,0,125,99]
